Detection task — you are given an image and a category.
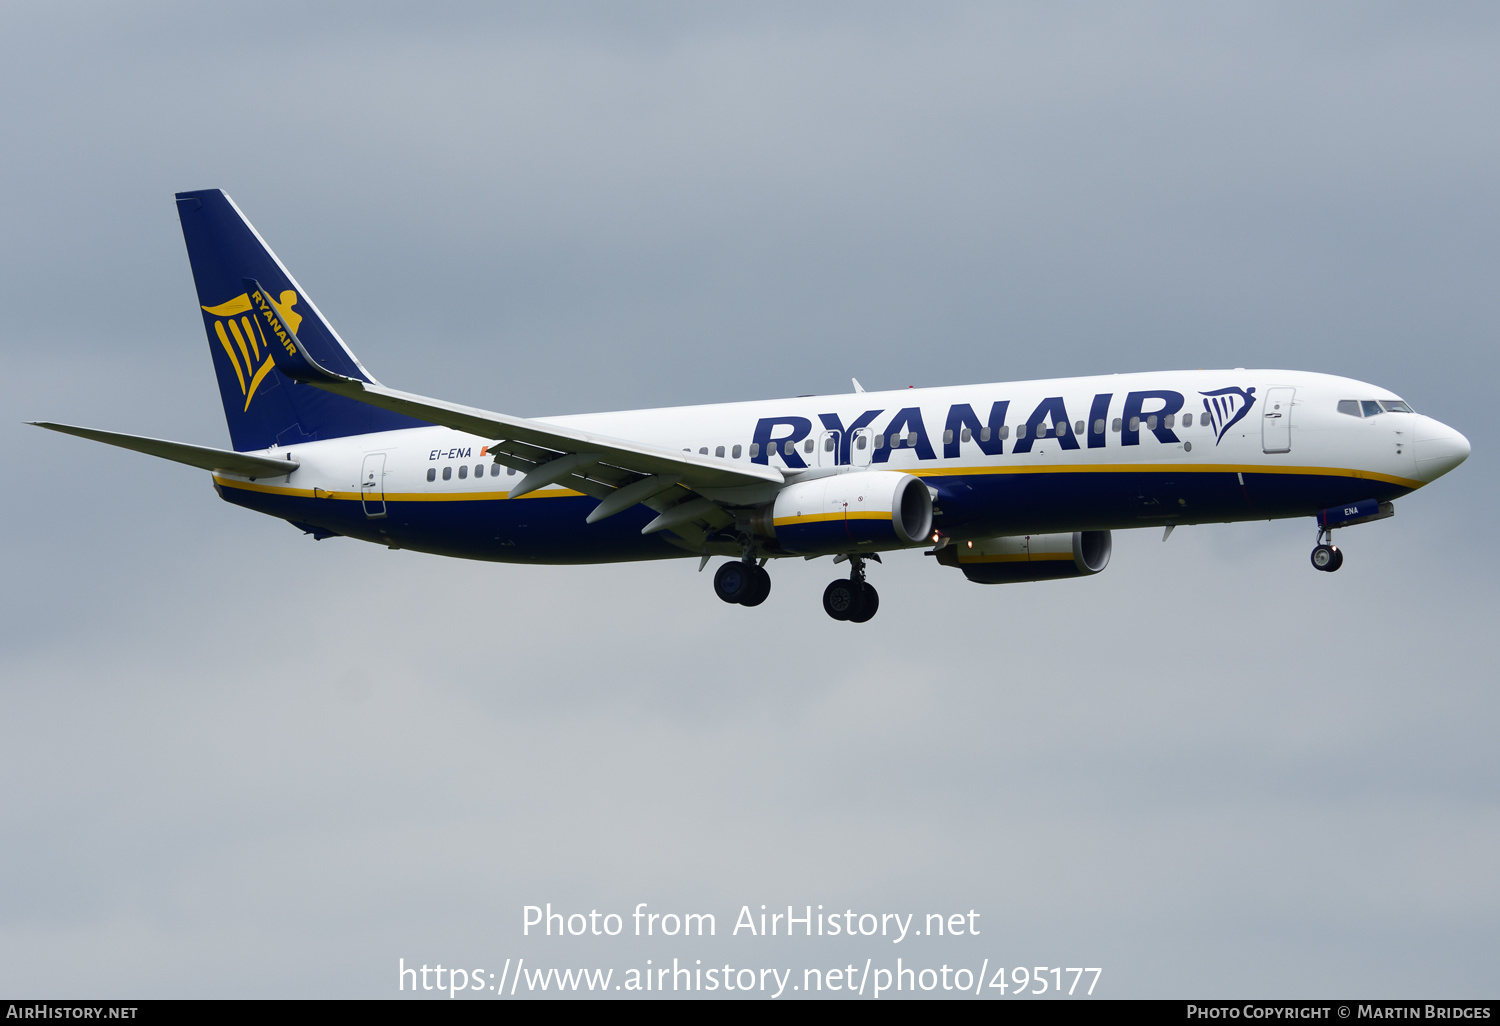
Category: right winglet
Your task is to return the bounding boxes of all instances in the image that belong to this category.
[242,277,351,384]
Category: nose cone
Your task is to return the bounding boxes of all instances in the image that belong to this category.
[1412,416,1471,483]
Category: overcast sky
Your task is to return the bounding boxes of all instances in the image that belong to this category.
[1,1,1496,999]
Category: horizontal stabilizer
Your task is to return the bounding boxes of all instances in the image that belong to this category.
[29,422,298,478]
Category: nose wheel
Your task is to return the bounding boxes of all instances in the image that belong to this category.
[823,555,880,622]
[1310,530,1344,572]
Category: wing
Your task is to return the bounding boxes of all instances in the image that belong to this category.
[30,422,299,478]
[245,278,782,544]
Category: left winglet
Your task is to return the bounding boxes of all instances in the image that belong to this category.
[242,277,351,384]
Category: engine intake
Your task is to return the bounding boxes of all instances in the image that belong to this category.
[935,530,1112,584]
[762,471,933,555]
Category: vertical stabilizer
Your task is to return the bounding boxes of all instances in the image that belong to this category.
[175,189,424,451]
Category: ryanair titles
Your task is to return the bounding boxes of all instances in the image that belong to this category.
[751,387,1255,467]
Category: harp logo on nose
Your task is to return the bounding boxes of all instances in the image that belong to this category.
[1200,386,1256,444]
[201,290,302,411]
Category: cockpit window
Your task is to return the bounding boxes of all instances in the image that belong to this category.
[1380,400,1414,413]
[1337,400,1361,417]
[1361,400,1384,417]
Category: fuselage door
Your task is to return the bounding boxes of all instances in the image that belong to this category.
[818,430,839,467]
[851,428,873,467]
[1262,387,1295,453]
[361,452,387,518]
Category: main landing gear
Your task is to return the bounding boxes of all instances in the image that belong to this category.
[823,555,879,623]
[714,558,772,606]
[1310,529,1344,573]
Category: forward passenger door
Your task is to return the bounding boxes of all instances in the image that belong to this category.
[1262,388,1295,453]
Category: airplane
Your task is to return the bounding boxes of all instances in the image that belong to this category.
[32,190,1472,623]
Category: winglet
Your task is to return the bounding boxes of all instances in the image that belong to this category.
[242,278,352,384]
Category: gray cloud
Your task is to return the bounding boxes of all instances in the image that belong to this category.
[1,1,1495,998]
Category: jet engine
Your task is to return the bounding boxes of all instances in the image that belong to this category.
[755,471,933,555]
[934,530,1112,584]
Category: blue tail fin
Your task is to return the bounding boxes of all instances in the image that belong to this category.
[175,189,425,451]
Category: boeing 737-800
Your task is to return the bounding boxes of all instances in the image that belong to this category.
[32,190,1472,622]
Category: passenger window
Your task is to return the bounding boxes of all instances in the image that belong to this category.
[943,429,954,444]
[426,468,436,482]
[1182,413,1193,427]
[1129,417,1140,432]
[1112,418,1122,432]
[475,464,484,477]
[1146,415,1157,430]
[1164,414,1174,428]
[1361,400,1383,417]
[716,445,725,457]
[824,436,834,452]
[491,464,501,477]
[999,425,1009,440]
[855,435,867,450]
[458,465,468,479]
[1016,424,1027,439]
[961,427,971,442]
[749,443,759,457]
[874,435,884,448]
[507,467,515,476]
[442,466,452,481]
[1055,421,1068,436]
[905,433,916,447]
[1093,419,1106,434]
[700,447,708,455]
[732,444,742,458]
[1074,420,1084,435]
[979,427,990,442]
[803,439,814,454]
[784,441,795,456]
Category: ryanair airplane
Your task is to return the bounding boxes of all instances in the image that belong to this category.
[33,190,1471,623]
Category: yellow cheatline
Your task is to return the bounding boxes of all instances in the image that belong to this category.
[243,355,276,411]
[201,294,252,317]
[214,321,245,393]
[911,462,1421,489]
[213,478,585,502]
[226,318,253,371]
[772,510,891,527]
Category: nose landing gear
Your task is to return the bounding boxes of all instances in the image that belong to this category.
[823,555,880,622]
[1310,529,1344,572]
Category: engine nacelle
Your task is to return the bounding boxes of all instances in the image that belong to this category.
[763,471,933,555]
[935,530,1112,584]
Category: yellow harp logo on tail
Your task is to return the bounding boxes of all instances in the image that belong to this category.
[202,291,303,411]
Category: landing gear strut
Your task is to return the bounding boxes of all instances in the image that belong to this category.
[823,555,880,623]
[714,558,772,606]
[1310,529,1344,573]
